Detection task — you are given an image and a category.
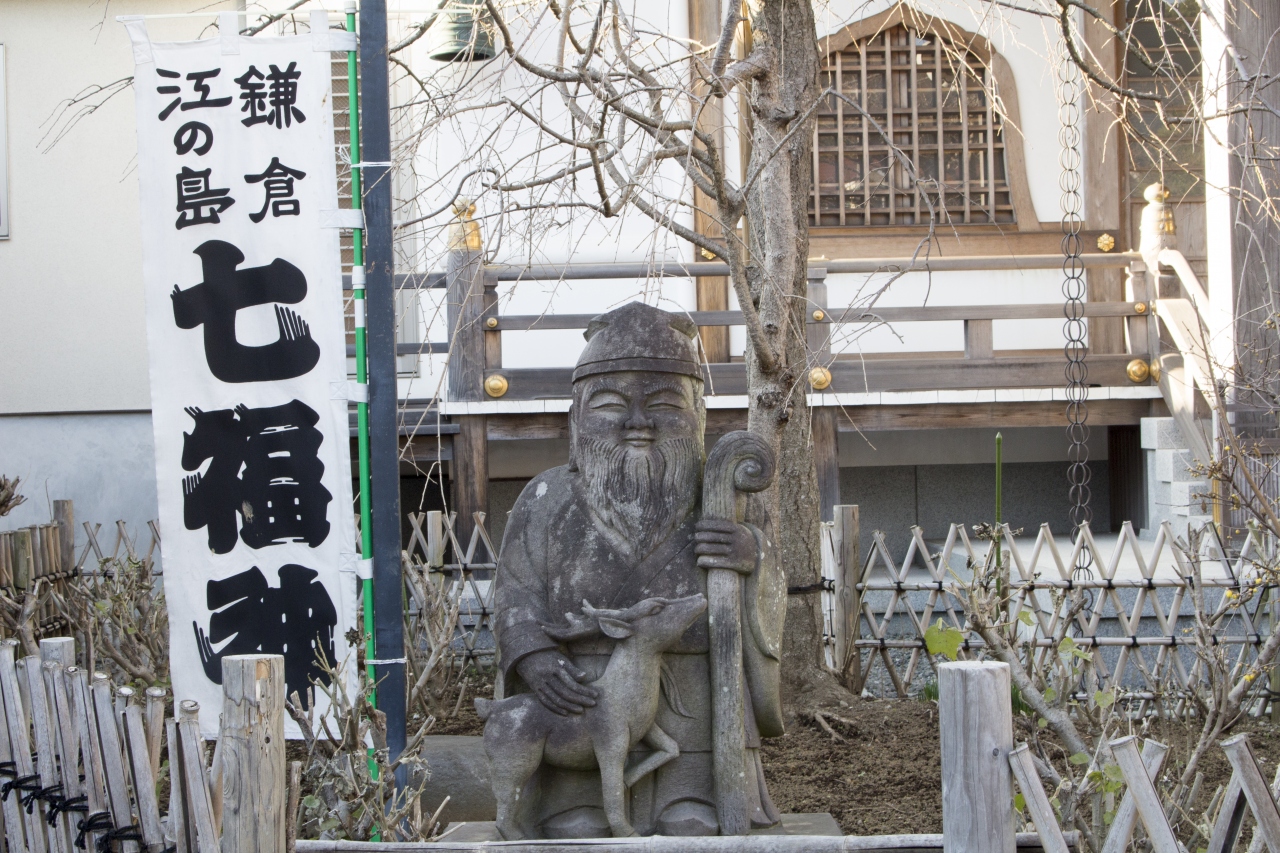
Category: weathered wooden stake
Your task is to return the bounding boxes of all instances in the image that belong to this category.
[939,661,1015,853]
[177,701,220,853]
[833,505,861,689]
[219,655,286,853]
[53,500,74,574]
[145,686,166,783]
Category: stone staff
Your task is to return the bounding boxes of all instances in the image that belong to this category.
[701,430,776,836]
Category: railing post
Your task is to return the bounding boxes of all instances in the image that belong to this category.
[219,655,285,853]
[1125,259,1159,363]
[939,661,1015,853]
[445,202,490,557]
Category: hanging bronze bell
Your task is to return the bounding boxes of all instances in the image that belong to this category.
[427,0,497,62]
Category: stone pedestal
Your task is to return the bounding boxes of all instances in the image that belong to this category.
[437,813,843,842]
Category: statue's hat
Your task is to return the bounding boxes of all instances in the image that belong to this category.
[572,302,703,383]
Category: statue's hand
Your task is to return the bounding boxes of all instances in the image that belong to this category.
[515,649,599,716]
[694,519,759,575]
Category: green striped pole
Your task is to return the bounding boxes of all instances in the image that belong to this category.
[345,2,377,699]
[345,5,382,816]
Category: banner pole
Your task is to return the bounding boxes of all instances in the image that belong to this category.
[357,0,409,776]
[345,0,377,708]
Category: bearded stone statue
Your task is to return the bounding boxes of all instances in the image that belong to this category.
[492,301,786,838]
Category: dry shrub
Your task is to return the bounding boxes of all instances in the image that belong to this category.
[51,556,169,686]
[0,476,25,518]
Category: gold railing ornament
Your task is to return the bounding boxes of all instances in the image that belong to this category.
[1097,233,1115,252]
[484,374,509,398]
[448,200,483,252]
[1149,360,1161,383]
[1126,359,1151,383]
[808,366,832,390]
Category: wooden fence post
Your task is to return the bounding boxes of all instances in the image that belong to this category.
[53,500,74,575]
[219,655,286,853]
[939,661,1015,853]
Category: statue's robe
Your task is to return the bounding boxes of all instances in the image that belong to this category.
[493,464,786,838]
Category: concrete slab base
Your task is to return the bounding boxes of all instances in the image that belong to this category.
[439,813,843,842]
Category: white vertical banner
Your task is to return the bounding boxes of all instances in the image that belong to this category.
[126,17,357,736]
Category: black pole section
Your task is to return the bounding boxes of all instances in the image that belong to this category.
[358,0,407,767]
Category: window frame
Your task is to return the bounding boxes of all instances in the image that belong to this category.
[812,6,1040,232]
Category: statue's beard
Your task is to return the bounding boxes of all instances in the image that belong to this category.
[577,436,702,562]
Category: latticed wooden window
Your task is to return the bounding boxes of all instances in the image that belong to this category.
[810,23,1015,227]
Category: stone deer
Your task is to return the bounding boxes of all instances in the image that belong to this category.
[476,593,708,839]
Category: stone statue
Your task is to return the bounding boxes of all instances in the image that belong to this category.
[489,302,786,838]
[477,594,708,839]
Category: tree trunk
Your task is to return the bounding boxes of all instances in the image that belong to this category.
[739,0,843,708]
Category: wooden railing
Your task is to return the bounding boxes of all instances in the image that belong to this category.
[431,246,1156,403]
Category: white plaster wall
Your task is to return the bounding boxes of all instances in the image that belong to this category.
[0,2,236,415]
[0,413,160,558]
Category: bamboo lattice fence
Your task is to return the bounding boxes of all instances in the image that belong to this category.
[820,514,1277,713]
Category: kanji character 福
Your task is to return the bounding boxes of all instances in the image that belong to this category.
[193,564,338,702]
[170,240,320,382]
[244,157,307,222]
[180,399,333,553]
[175,167,235,229]
[156,68,232,122]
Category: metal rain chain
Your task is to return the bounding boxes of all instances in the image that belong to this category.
[1058,45,1093,576]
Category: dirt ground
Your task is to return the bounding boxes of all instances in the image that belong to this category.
[428,688,1280,837]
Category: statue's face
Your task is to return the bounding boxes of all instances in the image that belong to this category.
[574,371,701,452]
[571,371,704,555]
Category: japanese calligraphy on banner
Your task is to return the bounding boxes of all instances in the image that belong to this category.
[124,14,358,736]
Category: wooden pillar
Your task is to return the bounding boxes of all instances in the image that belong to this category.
[939,661,1015,853]
[1083,0,1125,354]
[689,0,729,362]
[446,208,490,555]
[219,655,285,853]
[453,416,489,559]
[812,407,840,524]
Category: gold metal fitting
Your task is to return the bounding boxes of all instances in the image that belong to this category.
[808,366,832,390]
[1149,360,1161,382]
[699,247,716,260]
[447,200,483,251]
[484,374,509,398]
[1097,233,1115,252]
[1126,359,1150,383]
[485,317,499,329]
[812,309,826,322]
[1134,302,1147,314]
